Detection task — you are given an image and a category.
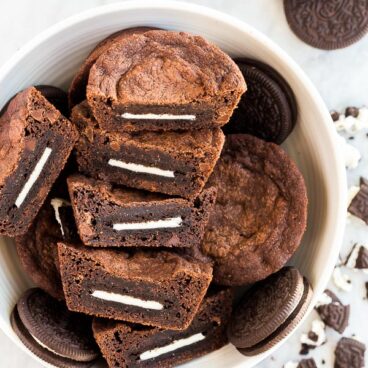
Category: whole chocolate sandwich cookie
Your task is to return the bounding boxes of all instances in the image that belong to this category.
[228,267,313,356]
[69,27,158,107]
[0,87,78,236]
[11,288,99,368]
[58,242,212,330]
[72,101,224,199]
[15,190,78,300]
[93,287,233,368]
[87,30,246,132]
[67,175,216,248]
[284,0,368,50]
[224,58,297,144]
[202,134,308,286]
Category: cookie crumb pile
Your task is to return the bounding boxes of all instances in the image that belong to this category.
[1,28,311,368]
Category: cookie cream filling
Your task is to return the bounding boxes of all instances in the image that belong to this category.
[283,362,299,368]
[113,217,182,231]
[333,267,352,292]
[108,159,175,178]
[91,290,163,310]
[121,113,196,121]
[140,333,206,361]
[50,198,71,236]
[315,292,333,308]
[300,320,326,347]
[15,147,52,207]
[31,333,70,358]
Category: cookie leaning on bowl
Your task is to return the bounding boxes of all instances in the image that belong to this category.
[93,287,233,367]
[86,30,246,132]
[202,134,308,286]
[72,101,225,199]
[0,87,78,236]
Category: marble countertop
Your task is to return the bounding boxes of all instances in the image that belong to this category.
[0,1,367,367]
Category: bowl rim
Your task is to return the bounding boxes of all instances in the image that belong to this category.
[0,1,347,367]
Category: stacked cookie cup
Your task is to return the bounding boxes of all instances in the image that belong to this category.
[0,28,310,368]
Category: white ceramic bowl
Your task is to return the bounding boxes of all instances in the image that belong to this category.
[0,1,346,367]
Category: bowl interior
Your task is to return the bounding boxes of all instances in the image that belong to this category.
[0,2,346,368]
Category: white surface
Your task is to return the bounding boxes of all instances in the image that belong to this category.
[108,158,175,177]
[140,333,206,361]
[15,147,52,207]
[113,217,182,230]
[0,0,360,367]
[91,290,164,310]
[121,112,197,120]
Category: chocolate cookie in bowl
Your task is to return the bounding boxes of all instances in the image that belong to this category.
[202,134,308,286]
[67,175,216,249]
[72,101,224,200]
[0,87,78,236]
[86,30,246,132]
[93,287,233,368]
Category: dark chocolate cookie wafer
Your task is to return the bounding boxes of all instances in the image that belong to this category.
[284,0,368,50]
[68,27,158,107]
[316,289,349,333]
[334,337,366,368]
[12,288,99,367]
[299,359,317,368]
[36,85,69,117]
[228,267,313,356]
[224,59,296,144]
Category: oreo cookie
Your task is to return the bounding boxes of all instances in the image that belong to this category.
[284,0,368,50]
[227,267,312,356]
[225,58,297,144]
[348,177,368,224]
[11,288,99,368]
[315,290,350,334]
[334,337,366,368]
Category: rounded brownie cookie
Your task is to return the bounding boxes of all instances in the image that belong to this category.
[284,0,368,50]
[11,288,99,367]
[87,30,246,132]
[68,27,158,108]
[224,59,296,144]
[202,134,308,286]
[228,267,312,356]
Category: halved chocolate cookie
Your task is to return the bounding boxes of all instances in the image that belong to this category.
[67,175,216,249]
[228,267,312,356]
[68,27,158,108]
[11,288,99,368]
[58,242,213,330]
[87,30,246,132]
[93,287,233,367]
[72,101,224,199]
[0,87,78,236]
[202,134,308,286]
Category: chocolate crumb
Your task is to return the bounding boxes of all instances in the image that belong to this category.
[334,337,365,368]
[331,110,340,122]
[345,106,359,118]
[298,358,317,368]
[365,282,368,299]
[308,331,318,342]
[348,177,368,224]
[348,136,354,140]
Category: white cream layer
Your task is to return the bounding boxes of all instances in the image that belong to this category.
[113,217,182,231]
[333,267,352,291]
[15,147,52,208]
[121,113,196,121]
[91,290,163,310]
[31,333,70,358]
[300,320,326,347]
[50,198,71,236]
[315,292,333,308]
[140,333,206,361]
[108,159,175,178]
